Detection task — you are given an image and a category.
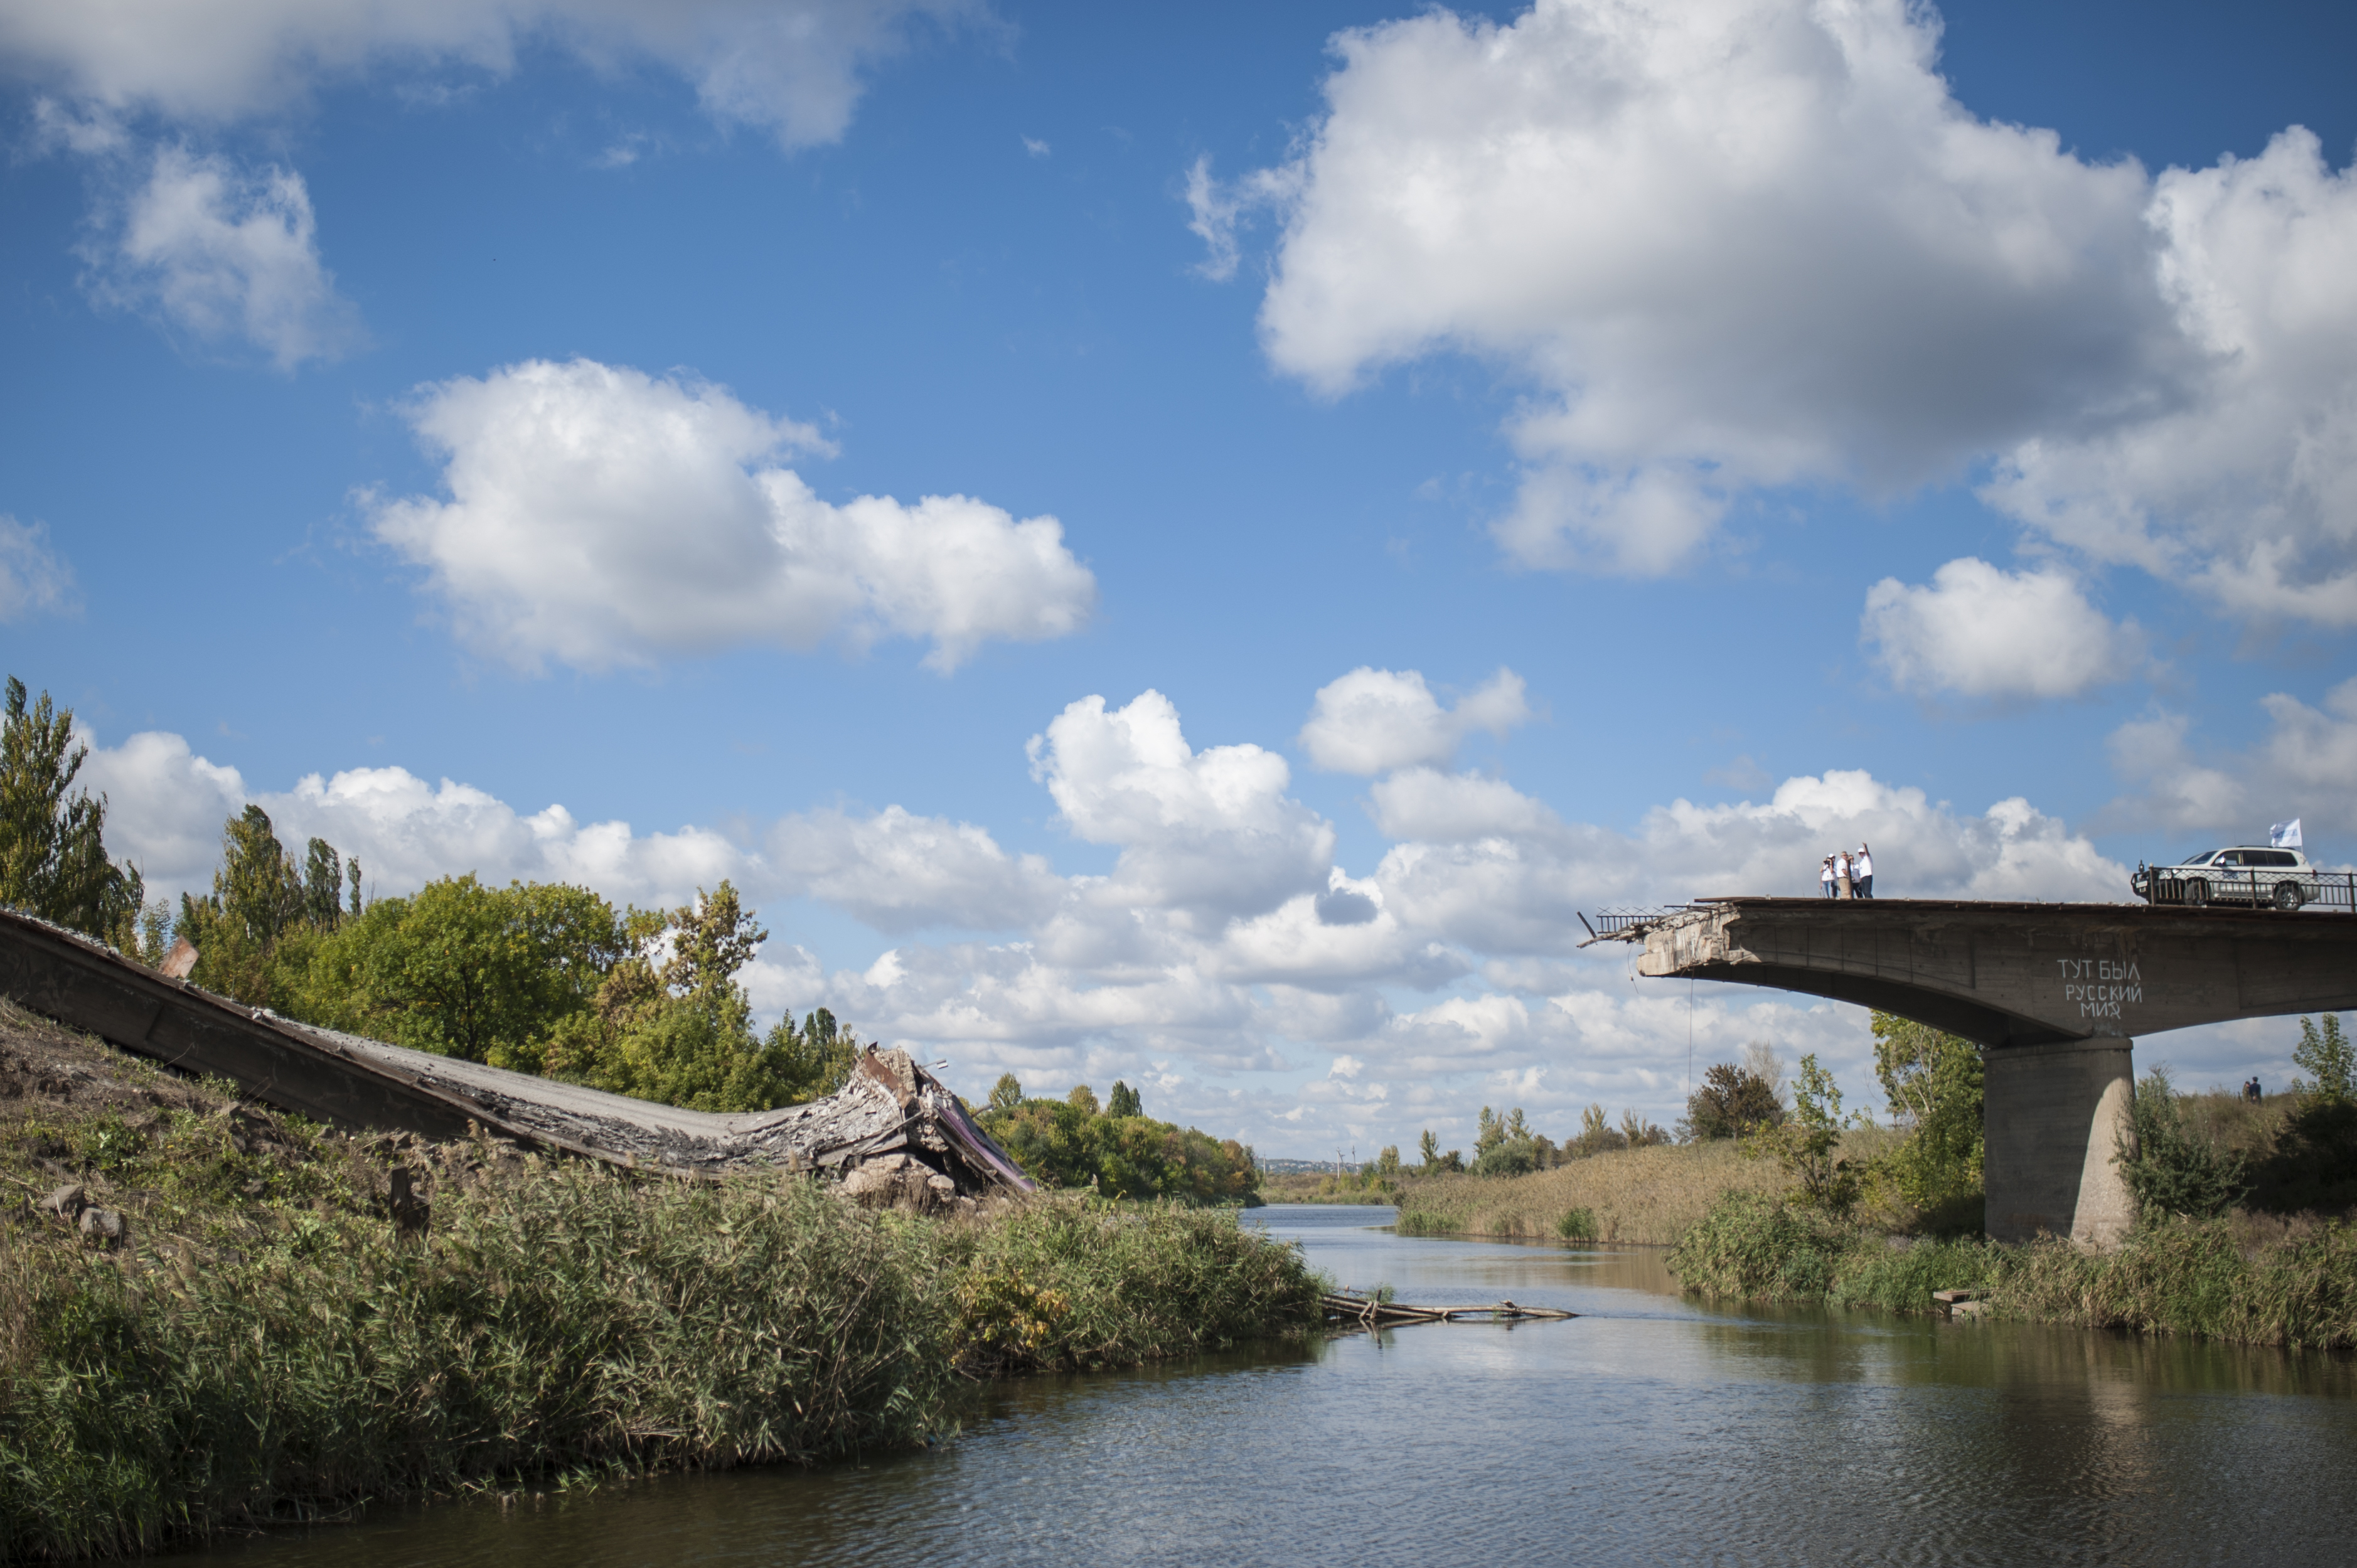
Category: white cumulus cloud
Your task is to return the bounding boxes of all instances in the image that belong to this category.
[78,728,747,910]
[83,144,361,369]
[0,516,77,622]
[766,805,1064,934]
[1208,0,2357,627]
[70,679,2201,1156]
[1298,666,1530,774]
[1861,557,2143,700]
[0,0,970,149]
[1983,129,2357,627]
[1029,690,1335,919]
[368,358,1095,673]
[2103,678,2357,843]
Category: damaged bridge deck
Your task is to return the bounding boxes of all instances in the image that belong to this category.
[0,907,1030,1202]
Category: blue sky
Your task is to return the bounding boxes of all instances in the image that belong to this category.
[3,0,2352,1156]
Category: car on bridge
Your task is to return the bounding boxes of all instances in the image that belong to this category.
[2132,845,2317,909]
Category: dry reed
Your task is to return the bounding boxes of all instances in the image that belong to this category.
[1395,1140,1788,1244]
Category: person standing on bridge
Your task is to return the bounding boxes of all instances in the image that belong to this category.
[1822,855,1839,897]
[1854,843,1873,899]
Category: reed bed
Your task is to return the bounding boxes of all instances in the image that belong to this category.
[1667,1190,2357,1349]
[1392,1140,1790,1245]
[0,1014,1322,1561]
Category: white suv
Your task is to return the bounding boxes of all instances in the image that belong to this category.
[2132,846,2317,909]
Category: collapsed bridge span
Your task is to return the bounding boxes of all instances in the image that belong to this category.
[0,907,1031,1203]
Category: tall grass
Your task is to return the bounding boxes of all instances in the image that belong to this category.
[1392,1139,1802,1245]
[1667,1190,2357,1349]
[0,1170,1319,1561]
[945,1199,1323,1375]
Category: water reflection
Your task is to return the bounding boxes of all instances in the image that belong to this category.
[194,1203,2357,1567]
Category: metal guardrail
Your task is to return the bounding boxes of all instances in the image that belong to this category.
[2133,865,2357,912]
[1581,907,1702,937]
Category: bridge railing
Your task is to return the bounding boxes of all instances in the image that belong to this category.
[2135,865,2357,912]
[1583,907,1704,936]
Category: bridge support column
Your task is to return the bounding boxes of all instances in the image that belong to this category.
[1983,1038,2135,1248]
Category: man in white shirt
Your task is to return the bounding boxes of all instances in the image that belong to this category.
[1821,856,1837,898]
[1854,843,1874,899]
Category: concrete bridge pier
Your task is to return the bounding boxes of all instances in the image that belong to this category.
[1983,1039,2136,1247]
[1617,898,2357,1249]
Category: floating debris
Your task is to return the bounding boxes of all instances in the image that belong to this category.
[1321,1291,1577,1328]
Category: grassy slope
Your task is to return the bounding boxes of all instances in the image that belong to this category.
[1391,1139,1864,1245]
[0,1001,1322,1560]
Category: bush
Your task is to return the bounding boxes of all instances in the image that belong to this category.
[944,1198,1323,1375]
[1668,1192,2001,1313]
[1743,1053,1859,1216]
[1556,1207,1598,1240]
[2117,1066,2245,1221]
[2246,1095,2357,1213]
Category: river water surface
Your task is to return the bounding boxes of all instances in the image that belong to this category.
[194,1205,2357,1566]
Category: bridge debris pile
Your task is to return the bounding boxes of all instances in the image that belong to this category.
[0,906,1030,1204]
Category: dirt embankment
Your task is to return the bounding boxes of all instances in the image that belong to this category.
[0,996,557,1271]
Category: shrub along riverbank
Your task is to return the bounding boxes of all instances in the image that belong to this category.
[1667,1191,2357,1350]
[0,1005,1323,1560]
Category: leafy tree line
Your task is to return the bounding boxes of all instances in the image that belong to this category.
[174,807,859,1114]
[1408,1100,1673,1180]
[2117,1013,2357,1220]
[0,678,145,950]
[976,1076,1260,1206]
[0,681,861,1117]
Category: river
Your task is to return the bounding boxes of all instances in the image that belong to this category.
[192,1205,2357,1566]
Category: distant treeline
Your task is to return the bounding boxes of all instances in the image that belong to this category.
[978,1077,1261,1206]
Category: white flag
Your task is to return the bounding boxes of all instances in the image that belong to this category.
[2272,818,2303,850]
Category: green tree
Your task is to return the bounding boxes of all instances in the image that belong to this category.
[1418,1128,1440,1172]
[763,1008,860,1104]
[297,873,624,1064]
[1573,1103,1626,1158]
[2294,1014,2353,1102]
[1685,1062,1784,1141]
[1619,1109,1670,1148]
[176,808,356,1006]
[0,676,142,949]
[2116,1065,2244,1220]
[988,1072,1025,1112]
[1472,1104,1541,1176]
[540,881,847,1112]
[1107,1080,1143,1118]
[1067,1084,1101,1116]
[1870,1012,1985,1224]
[1748,1053,1858,1215]
[1374,1144,1401,1179]
[976,1090,1259,1205]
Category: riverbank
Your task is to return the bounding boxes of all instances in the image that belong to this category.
[1667,1190,2357,1350]
[1389,1136,1895,1245]
[0,1002,1323,1560]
